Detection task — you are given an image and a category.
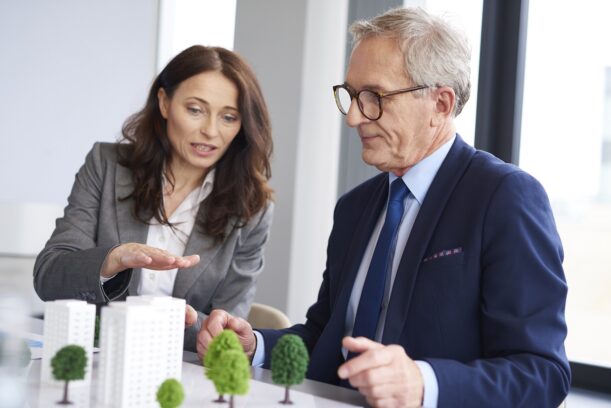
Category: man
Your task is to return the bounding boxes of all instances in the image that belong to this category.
[195,7,570,407]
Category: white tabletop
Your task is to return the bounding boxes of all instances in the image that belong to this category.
[1,316,367,407]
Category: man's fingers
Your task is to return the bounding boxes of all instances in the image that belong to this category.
[185,304,198,328]
[348,364,395,388]
[205,309,231,337]
[343,336,383,354]
[196,328,213,359]
[338,339,390,380]
[226,316,252,336]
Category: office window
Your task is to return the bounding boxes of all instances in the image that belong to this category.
[405,0,483,145]
[157,0,237,71]
[520,0,611,367]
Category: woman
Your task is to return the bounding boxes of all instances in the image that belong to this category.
[33,45,273,351]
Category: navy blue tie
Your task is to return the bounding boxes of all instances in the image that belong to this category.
[351,178,409,345]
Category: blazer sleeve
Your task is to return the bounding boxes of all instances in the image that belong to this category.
[33,143,130,304]
[183,201,275,352]
[426,171,571,408]
[213,201,274,318]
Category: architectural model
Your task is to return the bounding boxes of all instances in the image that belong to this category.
[40,300,95,385]
[97,296,185,407]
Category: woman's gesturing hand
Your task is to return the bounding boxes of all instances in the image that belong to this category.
[100,243,200,278]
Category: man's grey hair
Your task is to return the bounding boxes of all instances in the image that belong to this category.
[350,7,471,116]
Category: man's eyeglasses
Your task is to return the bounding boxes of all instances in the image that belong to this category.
[332,84,429,121]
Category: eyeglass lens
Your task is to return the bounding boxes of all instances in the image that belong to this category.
[334,87,380,120]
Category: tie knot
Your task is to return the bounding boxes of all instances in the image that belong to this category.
[389,178,409,204]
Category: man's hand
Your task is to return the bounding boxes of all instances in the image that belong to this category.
[196,309,256,360]
[185,304,198,328]
[100,243,200,278]
[338,336,424,408]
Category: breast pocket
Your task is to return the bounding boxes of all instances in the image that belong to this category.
[421,251,465,270]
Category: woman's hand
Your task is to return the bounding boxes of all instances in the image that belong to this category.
[100,243,200,278]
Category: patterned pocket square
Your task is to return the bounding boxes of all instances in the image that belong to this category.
[423,247,463,263]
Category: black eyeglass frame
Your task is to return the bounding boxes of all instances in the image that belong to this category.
[332,83,429,121]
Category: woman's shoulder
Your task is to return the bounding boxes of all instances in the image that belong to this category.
[86,142,132,166]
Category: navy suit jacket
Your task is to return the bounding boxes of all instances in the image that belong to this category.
[259,136,570,407]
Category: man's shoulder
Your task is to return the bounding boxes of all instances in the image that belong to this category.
[467,149,542,193]
[339,173,387,203]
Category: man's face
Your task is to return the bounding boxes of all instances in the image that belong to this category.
[345,36,441,176]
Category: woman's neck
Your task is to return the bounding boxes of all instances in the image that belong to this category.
[165,160,207,195]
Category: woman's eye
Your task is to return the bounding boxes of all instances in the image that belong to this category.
[187,106,202,115]
[222,113,240,123]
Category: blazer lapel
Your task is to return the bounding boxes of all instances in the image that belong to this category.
[308,175,388,384]
[114,163,148,295]
[171,206,223,299]
[382,136,476,344]
[335,174,388,298]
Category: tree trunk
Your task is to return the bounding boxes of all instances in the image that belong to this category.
[229,395,234,408]
[58,380,71,404]
[214,393,226,403]
[280,386,293,404]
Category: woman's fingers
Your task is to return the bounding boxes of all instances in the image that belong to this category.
[102,243,201,277]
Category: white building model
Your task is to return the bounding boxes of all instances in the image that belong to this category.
[41,300,95,385]
[97,296,185,408]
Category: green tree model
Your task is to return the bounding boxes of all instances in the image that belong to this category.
[94,315,100,348]
[204,329,243,403]
[156,378,185,408]
[50,345,87,405]
[209,349,250,408]
[271,334,309,404]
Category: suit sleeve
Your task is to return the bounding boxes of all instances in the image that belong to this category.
[426,171,570,408]
[33,143,130,304]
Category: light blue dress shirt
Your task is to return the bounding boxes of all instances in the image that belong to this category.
[253,135,457,408]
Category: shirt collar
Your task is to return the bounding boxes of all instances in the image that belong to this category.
[161,168,215,212]
[388,134,456,204]
[194,168,215,206]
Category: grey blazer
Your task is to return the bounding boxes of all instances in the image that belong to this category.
[34,142,273,351]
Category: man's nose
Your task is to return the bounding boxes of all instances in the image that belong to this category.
[345,99,369,128]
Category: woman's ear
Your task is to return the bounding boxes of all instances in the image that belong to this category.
[158,88,169,119]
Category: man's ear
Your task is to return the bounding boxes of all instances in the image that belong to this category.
[158,88,169,119]
[431,86,455,126]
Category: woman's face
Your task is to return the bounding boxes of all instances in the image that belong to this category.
[158,70,241,178]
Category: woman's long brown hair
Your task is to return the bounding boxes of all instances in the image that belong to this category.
[119,45,273,243]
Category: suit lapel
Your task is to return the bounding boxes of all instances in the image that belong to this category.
[382,136,476,344]
[308,175,388,384]
[115,163,148,295]
[172,205,223,299]
[335,175,388,298]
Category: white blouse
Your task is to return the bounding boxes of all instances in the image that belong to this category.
[137,169,215,296]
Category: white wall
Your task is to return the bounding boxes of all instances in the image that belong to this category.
[0,0,159,255]
[234,0,347,322]
[0,0,159,314]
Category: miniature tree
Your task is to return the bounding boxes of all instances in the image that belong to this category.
[204,329,243,403]
[94,315,100,347]
[51,344,87,405]
[271,334,309,404]
[156,378,185,408]
[209,349,250,408]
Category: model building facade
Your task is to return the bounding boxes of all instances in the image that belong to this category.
[97,296,185,407]
[40,300,95,385]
